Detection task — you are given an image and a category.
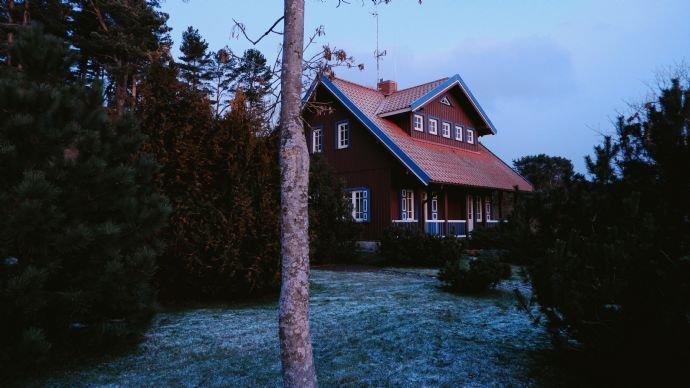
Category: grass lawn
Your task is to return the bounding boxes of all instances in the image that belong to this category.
[23,267,552,387]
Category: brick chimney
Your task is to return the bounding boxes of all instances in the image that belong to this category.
[377,79,397,96]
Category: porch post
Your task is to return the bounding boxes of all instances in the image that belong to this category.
[417,187,425,234]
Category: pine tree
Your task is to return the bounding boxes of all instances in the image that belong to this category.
[234,48,272,124]
[210,47,237,117]
[178,26,214,93]
[0,26,170,373]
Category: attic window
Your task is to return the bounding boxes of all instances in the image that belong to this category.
[428,118,438,135]
[440,96,452,106]
[466,128,475,144]
[442,122,451,138]
[413,114,424,132]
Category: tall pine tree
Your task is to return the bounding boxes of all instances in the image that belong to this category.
[0,26,170,373]
[177,26,213,93]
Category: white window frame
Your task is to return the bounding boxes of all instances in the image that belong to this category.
[401,189,415,221]
[348,188,369,222]
[466,128,475,144]
[413,114,424,132]
[475,196,483,222]
[428,118,438,135]
[455,125,463,141]
[441,122,451,138]
[336,120,349,149]
[440,96,452,106]
[311,126,323,153]
[431,196,438,220]
[485,196,492,220]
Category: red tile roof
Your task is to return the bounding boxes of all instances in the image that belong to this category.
[376,78,447,115]
[322,77,532,192]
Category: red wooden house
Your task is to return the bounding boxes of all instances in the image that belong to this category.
[302,73,532,241]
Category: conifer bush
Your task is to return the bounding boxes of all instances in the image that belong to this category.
[379,225,463,266]
[0,27,170,373]
[308,154,360,263]
[438,252,511,293]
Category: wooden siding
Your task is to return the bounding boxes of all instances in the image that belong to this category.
[303,84,518,240]
[407,89,484,151]
[304,85,398,240]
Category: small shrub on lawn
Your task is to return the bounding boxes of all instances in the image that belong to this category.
[379,225,463,266]
[438,252,511,293]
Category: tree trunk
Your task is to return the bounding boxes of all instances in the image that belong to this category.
[278,0,317,387]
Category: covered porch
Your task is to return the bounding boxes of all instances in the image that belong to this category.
[390,185,514,238]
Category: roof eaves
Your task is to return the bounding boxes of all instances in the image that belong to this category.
[301,76,320,109]
[320,77,431,186]
[378,107,411,117]
[410,74,498,135]
[479,143,534,192]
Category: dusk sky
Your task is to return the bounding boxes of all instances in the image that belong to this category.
[160,0,690,173]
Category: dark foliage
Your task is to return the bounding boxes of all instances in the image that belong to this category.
[379,225,463,266]
[178,26,214,92]
[308,154,360,263]
[1,0,171,114]
[438,251,511,293]
[0,27,169,375]
[138,58,280,301]
[513,154,582,192]
[512,78,690,383]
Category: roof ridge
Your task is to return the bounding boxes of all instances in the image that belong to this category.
[331,77,381,92]
[391,77,449,94]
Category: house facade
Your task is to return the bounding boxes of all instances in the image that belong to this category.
[303,73,532,241]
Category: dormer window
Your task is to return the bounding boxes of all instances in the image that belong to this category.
[440,95,452,106]
[428,118,438,135]
[466,128,475,144]
[337,120,350,149]
[442,122,451,138]
[455,125,463,141]
[413,114,424,132]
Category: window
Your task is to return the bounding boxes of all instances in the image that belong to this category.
[430,195,438,220]
[455,125,463,141]
[336,120,349,149]
[428,118,438,135]
[401,189,415,220]
[311,126,323,153]
[485,196,492,220]
[413,114,424,132]
[347,188,369,222]
[466,128,475,144]
[475,195,482,221]
[441,122,451,138]
[440,95,452,106]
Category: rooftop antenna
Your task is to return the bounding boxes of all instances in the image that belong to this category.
[372,9,386,84]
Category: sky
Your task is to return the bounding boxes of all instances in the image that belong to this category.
[159,0,690,173]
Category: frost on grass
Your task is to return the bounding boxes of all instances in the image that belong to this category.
[25,268,550,387]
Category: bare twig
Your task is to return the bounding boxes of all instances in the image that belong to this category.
[232,16,284,45]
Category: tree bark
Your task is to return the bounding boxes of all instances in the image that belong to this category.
[278,0,317,387]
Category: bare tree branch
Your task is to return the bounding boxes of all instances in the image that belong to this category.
[232,16,284,45]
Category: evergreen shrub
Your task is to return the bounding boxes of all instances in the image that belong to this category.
[379,225,463,266]
[438,251,511,293]
[0,27,169,374]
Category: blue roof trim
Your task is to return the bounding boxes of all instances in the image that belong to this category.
[320,77,431,185]
[301,77,320,108]
[410,74,498,135]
